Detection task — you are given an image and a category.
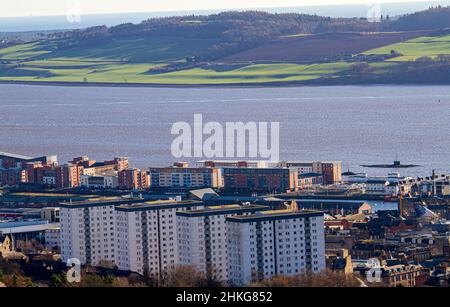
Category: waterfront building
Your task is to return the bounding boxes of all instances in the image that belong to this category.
[0,168,27,186]
[177,204,268,282]
[149,167,222,189]
[279,161,342,185]
[0,152,58,187]
[0,152,57,170]
[55,164,83,188]
[71,156,129,176]
[115,200,204,276]
[222,168,298,194]
[226,208,325,286]
[365,178,389,195]
[118,168,149,190]
[195,160,269,169]
[80,174,119,189]
[298,172,324,189]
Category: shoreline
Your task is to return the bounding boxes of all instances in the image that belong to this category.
[1,79,450,89]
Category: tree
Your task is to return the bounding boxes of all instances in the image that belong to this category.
[159,265,224,287]
[51,273,68,287]
[416,56,433,63]
[436,54,450,63]
[251,270,361,287]
[350,62,373,74]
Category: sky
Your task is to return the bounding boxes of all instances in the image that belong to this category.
[0,0,442,18]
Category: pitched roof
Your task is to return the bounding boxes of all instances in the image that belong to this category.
[189,188,220,201]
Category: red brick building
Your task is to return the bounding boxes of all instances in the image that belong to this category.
[223,168,298,193]
[118,168,149,190]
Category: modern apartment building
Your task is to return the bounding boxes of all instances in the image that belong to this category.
[0,152,58,187]
[279,161,342,185]
[195,160,269,169]
[298,172,324,189]
[71,156,129,176]
[177,204,268,282]
[226,209,325,286]
[118,168,149,190]
[80,174,119,189]
[149,167,222,189]
[115,200,204,276]
[60,197,144,266]
[223,168,298,194]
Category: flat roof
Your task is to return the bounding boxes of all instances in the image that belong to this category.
[197,160,267,163]
[284,160,341,164]
[177,204,269,217]
[0,222,60,235]
[115,200,204,212]
[0,151,33,160]
[226,210,323,223]
[223,168,292,172]
[59,197,145,209]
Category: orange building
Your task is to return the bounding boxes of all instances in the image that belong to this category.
[118,168,150,190]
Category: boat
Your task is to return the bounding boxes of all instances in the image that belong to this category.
[360,160,420,169]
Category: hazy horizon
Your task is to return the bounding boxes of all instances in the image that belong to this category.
[1,0,450,32]
[2,0,447,18]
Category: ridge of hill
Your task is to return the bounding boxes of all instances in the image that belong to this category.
[0,7,449,86]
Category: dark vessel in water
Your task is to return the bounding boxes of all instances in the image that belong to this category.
[361,160,420,169]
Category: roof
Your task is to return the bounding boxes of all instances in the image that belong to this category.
[336,213,367,222]
[298,172,323,178]
[189,188,219,201]
[176,204,268,217]
[0,151,33,160]
[115,200,204,212]
[59,196,144,209]
[258,196,285,202]
[0,222,60,235]
[226,209,323,223]
[366,179,389,184]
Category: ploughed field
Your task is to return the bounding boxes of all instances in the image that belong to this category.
[221,31,429,63]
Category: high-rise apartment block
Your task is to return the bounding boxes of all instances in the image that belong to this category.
[60,197,144,265]
[115,200,204,276]
[226,209,325,286]
[177,204,268,282]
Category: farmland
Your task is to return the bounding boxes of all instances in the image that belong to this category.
[221,31,429,63]
[364,34,450,61]
[0,9,449,86]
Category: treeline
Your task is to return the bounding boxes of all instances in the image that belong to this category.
[48,11,382,60]
[314,55,450,86]
[46,7,450,61]
[389,5,450,31]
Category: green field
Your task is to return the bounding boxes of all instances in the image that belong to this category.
[364,34,450,61]
[1,33,449,85]
[0,61,356,84]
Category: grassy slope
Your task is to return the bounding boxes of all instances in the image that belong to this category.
[1,33,449,85]
[364,34,450,61]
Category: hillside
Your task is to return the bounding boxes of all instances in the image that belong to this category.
[221,31,429,63]
[0,8,449,86]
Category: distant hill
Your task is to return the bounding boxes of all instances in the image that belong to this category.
[0,7,449,86]
[390,6,450,30]
[48,11,382,61]
[42,7,450,62]
[221,31,429,63]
